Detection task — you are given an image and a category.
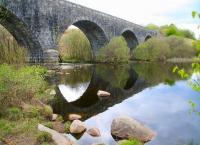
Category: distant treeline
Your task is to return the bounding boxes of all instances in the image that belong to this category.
[147,23,196,40]
[132,24,198,61]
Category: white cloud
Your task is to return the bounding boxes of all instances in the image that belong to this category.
[67,0,199,38]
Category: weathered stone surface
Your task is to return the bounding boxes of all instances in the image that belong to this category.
[97,90,111,97]
[38,124,75,145]
[52,114,58,121]
[0,0,156,63]
[70,120,86,134]
[87,128,101,137]
[68,114,82,121]
[111,116,155,143]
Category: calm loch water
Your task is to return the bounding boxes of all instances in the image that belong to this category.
[49,63,200,145]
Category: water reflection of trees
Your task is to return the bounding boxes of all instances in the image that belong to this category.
[96,64,130,88]
[58,66,93,87]
[52,62,193,120]
[133,62,192,86]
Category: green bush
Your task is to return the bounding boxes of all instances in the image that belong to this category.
[37,131,53,144]
[133,37,170,61]
[97,36,130,63]
[6,107,23,121]
[0,64,47,111]
[166,36,196,58]
[133,36,196,61]
[0,25,27,64]
[59,29,92,62]
[119,139,144,145]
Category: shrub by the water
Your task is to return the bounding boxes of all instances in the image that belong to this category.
[59,29,92,62]
[97,36,130,63]
[0,25,27,64]
[133,36,196,61]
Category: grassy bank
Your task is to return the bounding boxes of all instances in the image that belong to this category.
[0,64,57,145]
[133,36,197,61]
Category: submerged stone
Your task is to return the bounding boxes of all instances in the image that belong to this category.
[87,128,101,137]
[97,90,111,97]
[111,116,155,143]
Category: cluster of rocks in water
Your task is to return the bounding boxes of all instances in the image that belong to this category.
[38,113,155,145]
[39,89,155,144]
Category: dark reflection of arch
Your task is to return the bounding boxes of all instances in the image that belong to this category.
[52,65,148,120]
[121,30,139,50]
[72,20,108,57]
[0,6,43,62]
[145,35,152,41]
[123,68,139,90]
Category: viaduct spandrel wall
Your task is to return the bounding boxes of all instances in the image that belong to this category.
[0,0,157,63]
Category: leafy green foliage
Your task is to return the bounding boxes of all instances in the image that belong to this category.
[0,25,27,64]
[97,36,130,63]
[0,64,47,111]
[59,29,92,62]
[173,10,200,115]
[133,36,196,61]
[146,24,195,40]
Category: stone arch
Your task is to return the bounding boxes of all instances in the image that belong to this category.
[71,20,109,58]
[0,6,43,62]
[121,30,139,51]
[145,35,152,41]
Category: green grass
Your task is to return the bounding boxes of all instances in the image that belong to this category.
[119,139,144,145]
[0,64,47,113]
[5,107,23,121]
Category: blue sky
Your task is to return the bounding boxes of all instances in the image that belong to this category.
[67,0,200,38]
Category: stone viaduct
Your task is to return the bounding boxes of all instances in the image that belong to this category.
[0,0,157,63]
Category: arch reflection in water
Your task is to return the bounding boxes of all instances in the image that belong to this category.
[52,64,148,120]
[58,83,90,103]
